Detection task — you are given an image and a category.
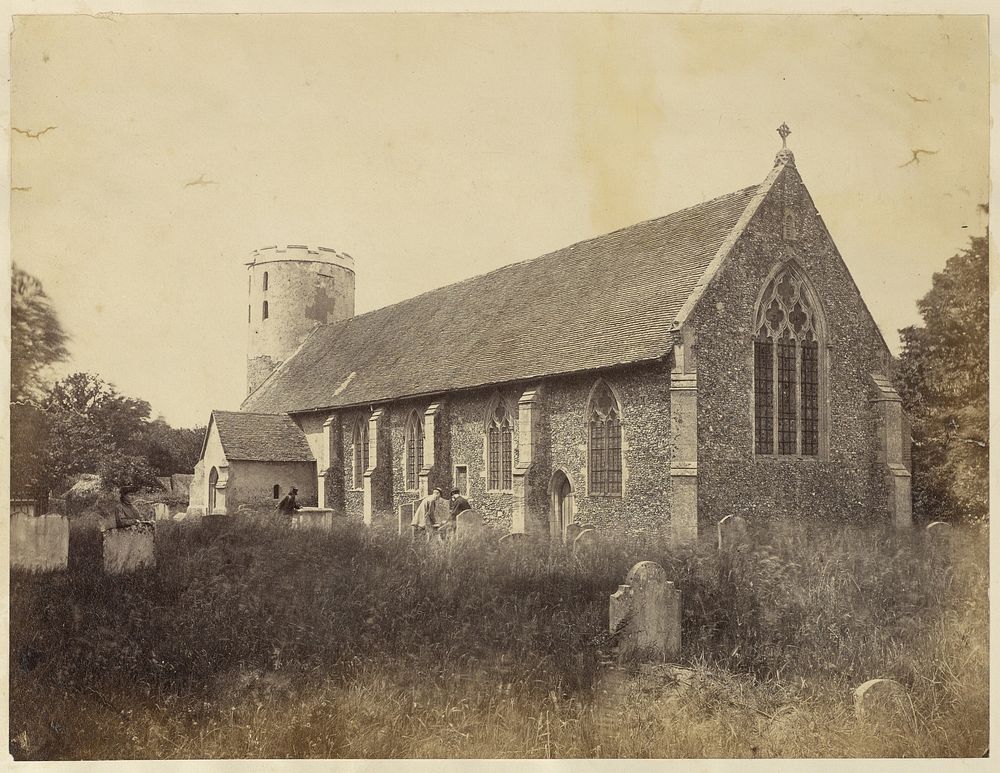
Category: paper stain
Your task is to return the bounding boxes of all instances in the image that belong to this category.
[567,17,664,234]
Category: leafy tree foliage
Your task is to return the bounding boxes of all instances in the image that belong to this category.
[41,372,153,485]
[132,419,205,476]
[896,235,988,522]
[10,265,69,403]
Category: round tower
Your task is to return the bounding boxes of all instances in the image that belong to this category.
[246,244,356,395]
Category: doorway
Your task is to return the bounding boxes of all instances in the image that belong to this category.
[208,466,219,514]
[550,469,574,542]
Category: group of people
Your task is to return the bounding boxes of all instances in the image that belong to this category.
[410,486,471,540]
[274,484,472,540]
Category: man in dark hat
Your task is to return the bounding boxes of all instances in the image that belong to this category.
[449,487,471,523]
[277,487,301,515]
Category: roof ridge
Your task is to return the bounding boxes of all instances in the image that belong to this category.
[295,183,760,340]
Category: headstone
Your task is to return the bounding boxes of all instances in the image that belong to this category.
[398,502,415,536]
[565,522,582,544]
[926,521,951,532]
[574,528,598,554]
[11,513,69,572]
[153,503,171,521]
[455,509,484,540]
[853,678,909,721]
[609,561,681,661]
[717,514,750,550]
[102,523,156,574]
[291,508,335,530]
[499,531,525,547]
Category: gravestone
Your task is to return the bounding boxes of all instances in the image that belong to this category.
[153,503,170,521]
[609,561,681,661]
[398,502,415,536]
[565,522,582,545]
[455,509,484,540]
[11,513,69,572]
[499,531,525,547]
[102,523,156,574]
[291,507,335,530]
[574,528,598,554]
[717,514,750,551]
[926,521,951,533]
[853,678,909,721]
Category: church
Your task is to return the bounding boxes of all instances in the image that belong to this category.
[188,128,913,542]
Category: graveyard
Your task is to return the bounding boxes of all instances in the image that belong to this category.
[8,509,989,759]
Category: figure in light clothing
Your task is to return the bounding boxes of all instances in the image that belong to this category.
[411,488,442,540]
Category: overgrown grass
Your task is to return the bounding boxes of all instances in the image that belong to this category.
[8,512,988,758]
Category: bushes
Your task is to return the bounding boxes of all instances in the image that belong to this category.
[9,515,988,758]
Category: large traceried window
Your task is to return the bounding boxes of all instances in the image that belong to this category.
[352,416,370,490]
[486,400,514,491]
[588,381,622,495]
[753,263,823,457]
[404,411,424,491]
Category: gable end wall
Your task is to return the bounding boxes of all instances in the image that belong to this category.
[690,163,893,526]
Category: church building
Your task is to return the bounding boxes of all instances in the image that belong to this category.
[188,129,913,541]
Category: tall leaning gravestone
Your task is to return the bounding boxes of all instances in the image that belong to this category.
[609,561,681,661]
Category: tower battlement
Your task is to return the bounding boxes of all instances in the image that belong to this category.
[246,243,356,396]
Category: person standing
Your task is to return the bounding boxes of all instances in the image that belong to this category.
[277,487,301,515]
[410,488,442,540]
[449,487,471,523]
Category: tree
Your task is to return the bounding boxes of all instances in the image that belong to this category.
[895,235,988,522]
[41,372,152,486]
[10,265,69,403]
[133,419,205,476]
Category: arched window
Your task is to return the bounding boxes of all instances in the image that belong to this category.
[754,263,823,456]
[486,400,514,491]
[272,484,280,499]
[404,411,424,491]
[262,300,269,320]
[352,416,370,490]
[588,381,622,495]
[263,271,269,291]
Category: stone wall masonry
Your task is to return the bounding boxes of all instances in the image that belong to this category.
[691,162,894,527]
[545,365,673,538]
[11,513,69,572]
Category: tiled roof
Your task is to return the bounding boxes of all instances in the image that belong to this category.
[243,185,759,414]
[211,410,315,462]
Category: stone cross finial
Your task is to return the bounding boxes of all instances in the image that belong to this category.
[777,122,791,148]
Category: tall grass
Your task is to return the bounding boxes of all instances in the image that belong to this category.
[8,512,988,759]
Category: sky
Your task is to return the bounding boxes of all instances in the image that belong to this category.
[10,12,990,428]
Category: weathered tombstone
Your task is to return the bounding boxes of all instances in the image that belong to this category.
[499,531,525,547]
[102,523,156,574]
[433,499,450,526]
[565,522,582,545]
[455,509,484,541]
[853,678,909,722]
[398,502,415,536]
[717,514,750,551]
[291,508,335,530]
[574,527,598,554]
[203,513,230,535]
[609,561,681,661]
[153,503,170,521]
[11,513,69,572]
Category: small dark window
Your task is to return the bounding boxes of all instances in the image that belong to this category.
[248,305,251,323]
[262,300,269,320]
[263,271,269,291]
[273,484,280,499]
